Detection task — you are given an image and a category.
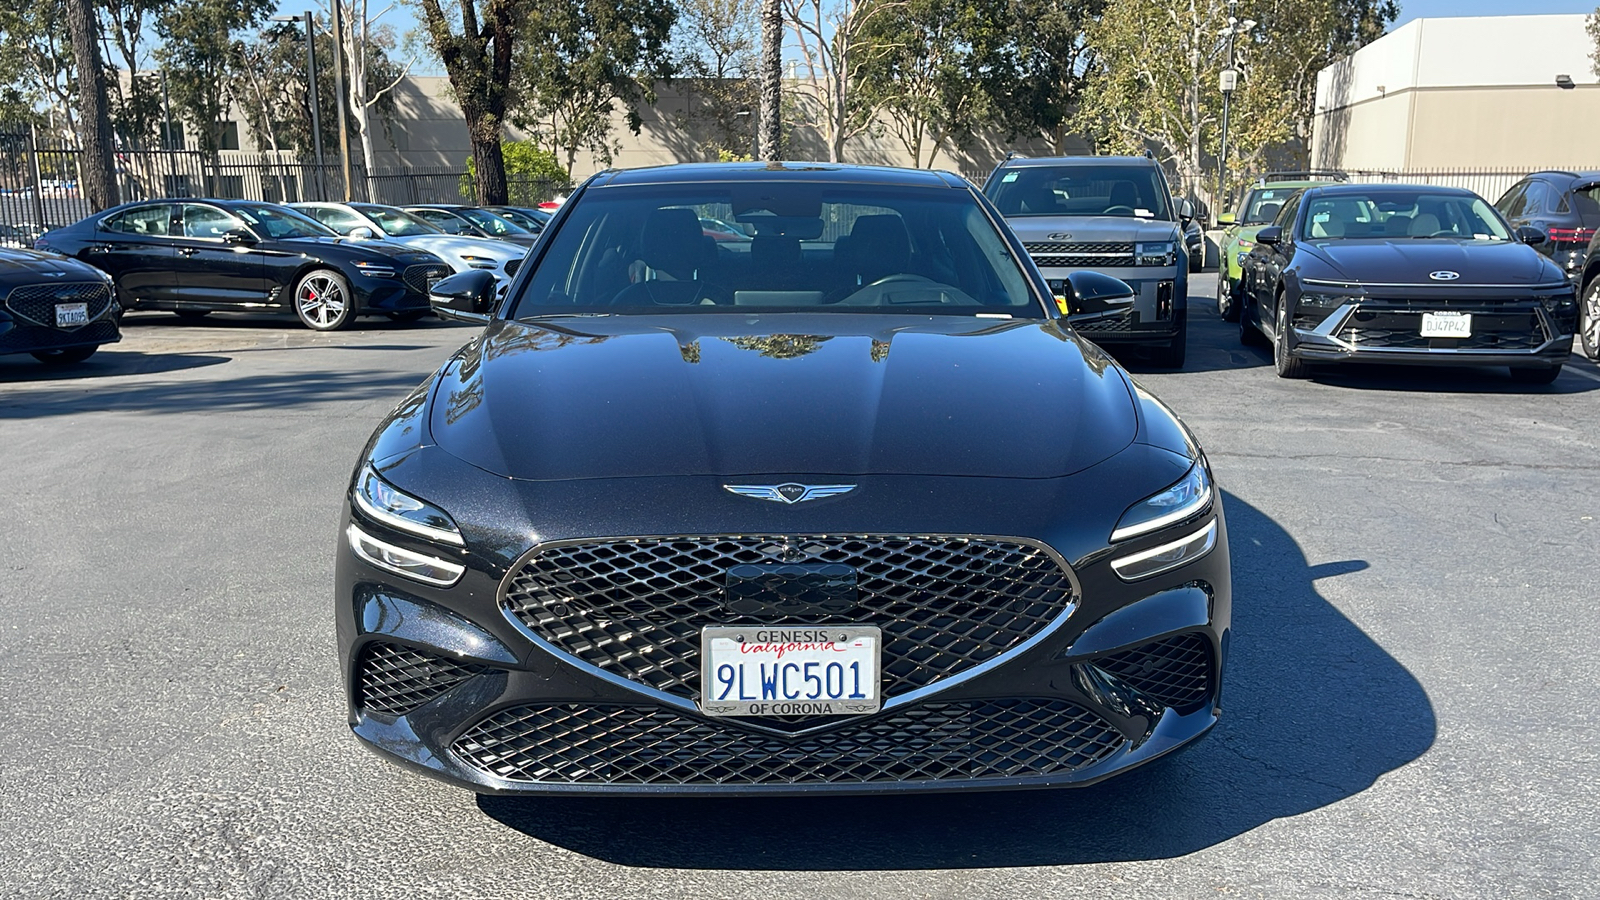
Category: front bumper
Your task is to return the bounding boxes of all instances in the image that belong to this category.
[353,263,452,313]
[1040,266,1186,344]
[0,282,122,356]
[1286,296,1574,368]
[335,472,1231,796]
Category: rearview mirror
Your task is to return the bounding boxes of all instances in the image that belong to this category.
[428,270,497,323]
[1516,225,1547,246]
[1055,271,1136,325]
[1256,225,1283,245]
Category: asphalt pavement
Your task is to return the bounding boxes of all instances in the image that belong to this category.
[1,281,1596,898]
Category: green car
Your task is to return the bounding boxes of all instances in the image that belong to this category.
[1215,178,1340,321]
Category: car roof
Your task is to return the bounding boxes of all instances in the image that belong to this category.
[1526,170,1600,181]
[589,162,967,189]
[992,156,1158,170]
[1303,183,1480,197]
[1246,180,1331,190]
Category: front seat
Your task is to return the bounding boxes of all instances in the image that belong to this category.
[844,215,912,286]
[612,208,716,306]
[1107,181,1141,213]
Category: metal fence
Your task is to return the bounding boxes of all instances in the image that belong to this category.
[1338,168,1600,204]
[0,127,567,245]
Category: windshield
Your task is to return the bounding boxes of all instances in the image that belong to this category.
[1300,190,1513,241]
[358,205,443,237]
[491,207,549,230]
[507,183,1043,318]
[456,208,532,235]
[987,165,1172,220]
[231,204,334,239]
[1240,187,1297,225]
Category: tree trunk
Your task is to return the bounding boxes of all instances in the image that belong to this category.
[758,0,782,160]
[65,0,119,211]
[470,121,508,205]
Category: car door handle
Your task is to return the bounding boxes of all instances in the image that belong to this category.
[84,243,110,254]
[179,247,197,257]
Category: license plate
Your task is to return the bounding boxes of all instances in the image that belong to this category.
[55,302,88,327]
[1421,311,1471,338]
[701,626,880,717]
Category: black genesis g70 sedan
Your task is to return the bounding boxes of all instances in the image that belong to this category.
[37,200,453,331]
[0,246,122,364]
[1239,183,1577,382]
[336,163,1232,795]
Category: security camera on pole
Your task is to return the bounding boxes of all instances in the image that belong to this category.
[1216,0,1255,212]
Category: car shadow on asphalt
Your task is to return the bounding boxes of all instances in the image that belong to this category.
[0,349,229,383]
[0,367,432,417]
[475,492,1437,868]
[118,311,469,333]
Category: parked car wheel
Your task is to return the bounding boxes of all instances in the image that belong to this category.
[1239,296,1267,347]
[30,345,98,364]
[1217,275,1240,322]
[294,269,356,331]
[1581,278,1600,360]
[1273,300,1309,379]
[1510,365,1562,385]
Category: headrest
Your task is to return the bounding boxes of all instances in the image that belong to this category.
[847,215,910,280]
[1021,186,1059,215]
[640,208,710,278]
[1108,181,1140,210]
[1410,213,1441,237]
[1310,216,1344,239]
[1257,202,1283,223]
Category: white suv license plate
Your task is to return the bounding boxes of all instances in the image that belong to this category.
[1420,311,1471,338]
[701,626,881,717]
[55,302,89,327]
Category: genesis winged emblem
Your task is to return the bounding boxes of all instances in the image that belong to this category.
[723,483,857,505]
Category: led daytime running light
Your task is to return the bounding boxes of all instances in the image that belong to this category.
[1110,464,1212,542]
[353,466,465,546]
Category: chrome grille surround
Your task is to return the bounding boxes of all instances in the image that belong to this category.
[402,264,453,295]
[498,534,1081,710]
[5,281,113,330]
[452,699,1124,786]
[1023,241,1136,269]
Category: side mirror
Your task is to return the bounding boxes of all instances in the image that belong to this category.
[1217,212,1237,226]
[1516,225,1547,246]
[1055,271,1136,324]
[428,269,497,323]
[1256,225,1284,246]
[222,228,256,245]
[349,226,375,241]
[1178,199,1195,224]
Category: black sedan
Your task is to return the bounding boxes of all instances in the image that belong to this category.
[402,205,541,248]
[0,246,121,364]
[1240,184,1576,383]
[337,163,1231,796]
[36,200,454,331]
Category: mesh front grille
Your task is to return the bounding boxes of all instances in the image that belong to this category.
[503,257,522,277]
[1024,242,1135,269]
[501,536,1076,700]
[1073,315,1136,333]
[0,319,117,353]
[356,641,490,716]
[1337,309,1546,350]
[1093,633,1212,712]
[1022,242,1133,255]
[402,264,453,295]
[453,699,1123,785]
[5,281,113,329]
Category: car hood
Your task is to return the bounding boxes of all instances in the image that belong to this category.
[1005,216,1179,244]
[282,236,439,263]
[390,234,524,261]
[0,245,100,277]
[428,315,1138,481]
[1300,239,1560,285]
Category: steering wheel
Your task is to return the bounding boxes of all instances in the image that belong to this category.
[1423,230,1458,238]
[1103,206,1136,216]
[866,273,937,288]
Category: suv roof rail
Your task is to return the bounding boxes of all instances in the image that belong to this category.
[1142,149,1155,160]
[1257,170,1347,184]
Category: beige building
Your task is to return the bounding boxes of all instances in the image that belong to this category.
[1312,14,1600,179]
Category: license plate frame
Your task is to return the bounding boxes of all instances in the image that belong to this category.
[55,302,89,328]
[700,625,881,717]
[1420,311,1471,338]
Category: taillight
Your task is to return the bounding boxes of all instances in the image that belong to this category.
[1544,227,1594,244]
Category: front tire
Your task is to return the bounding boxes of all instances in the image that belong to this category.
[1510,365,1562,385]
[294,269,356,331]
[1580,278,1600,360]
[1274,300,1310,379]
[31,345,98,364]
[1148,324,1187,369]
[1239,295,1267,347]
[1217,273,1241,322]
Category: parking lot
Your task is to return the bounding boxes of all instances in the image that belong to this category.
[2,275,1597,898]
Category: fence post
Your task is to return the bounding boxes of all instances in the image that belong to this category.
[26,124,47,228]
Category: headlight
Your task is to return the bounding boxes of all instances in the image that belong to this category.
[352,464,464,546]
[1136,241,1176,267]
[1111,463,1211,542]
[353,260,396,278]
[347,525,464,587]
[1111,521,1217,581]
[460,255,498,270]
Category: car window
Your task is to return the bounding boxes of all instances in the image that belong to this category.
[303,206,367,234]
[509,184,1043,318]
[229,204,336,239]
[359,206,442,237]
[987,165,1172,220]
[457,208,531,236]
[1274,194,1302,232]
[1301,190,1511,241]
[1521,181,1555,216]
[412,209,471,233]
[1572,186,1600,223]
[103,204,173,237]
[1495,182,1528,218]
[181,204,246,239]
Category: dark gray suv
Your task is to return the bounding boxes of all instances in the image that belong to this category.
[985,155,1192,367]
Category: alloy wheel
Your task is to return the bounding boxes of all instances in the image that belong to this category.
[296,272,352,331]
[1582,279,1600,360]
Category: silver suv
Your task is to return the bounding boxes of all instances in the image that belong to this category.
[985,155,1192,367]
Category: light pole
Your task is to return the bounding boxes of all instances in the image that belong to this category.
[328,0,353,201]
[1216,1,1254,214]
[271,12,327,201]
